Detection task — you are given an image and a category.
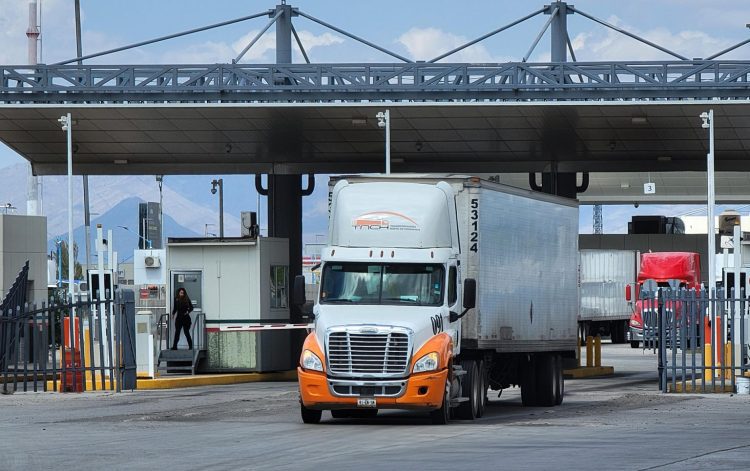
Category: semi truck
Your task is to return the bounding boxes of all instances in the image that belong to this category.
[578,250,639,344]
[295,175,579,424]
[626,252,701,348]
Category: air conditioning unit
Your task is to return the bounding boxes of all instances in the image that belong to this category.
[144,255,161,268]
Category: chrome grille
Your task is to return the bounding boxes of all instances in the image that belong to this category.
[327,329,411,377]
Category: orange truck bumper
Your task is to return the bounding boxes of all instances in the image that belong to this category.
[298,367,448,411]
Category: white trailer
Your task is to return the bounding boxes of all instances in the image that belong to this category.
[296,175,579,424]
[578,249,639,343]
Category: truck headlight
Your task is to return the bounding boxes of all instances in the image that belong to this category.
[413,352,439,373]
[301,350,323,372]
[630,319,642,328]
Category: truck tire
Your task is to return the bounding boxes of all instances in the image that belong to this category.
[521,356,538,407]
[630,340,640,349]
[430,379,451,425]
[535,354,556,407]
[477,359,487,418]
[300,404,322,424]
[554,355,564,406]
[455,360,480,420]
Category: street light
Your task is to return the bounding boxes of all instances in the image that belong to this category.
[376,110,391,175]
[58,113,74,301]
[211,178,224,238]
[156,175,164,249]
[701,109,715,290]
[117,225,152,249]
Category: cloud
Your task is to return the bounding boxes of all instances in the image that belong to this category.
[397,27,512,63]
[159,30,344,64]
[569,15,736,61]
[0,0,75,64]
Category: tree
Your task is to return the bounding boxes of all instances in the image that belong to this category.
[49,240,83,283]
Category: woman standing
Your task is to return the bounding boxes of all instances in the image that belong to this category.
[171,287,194,350]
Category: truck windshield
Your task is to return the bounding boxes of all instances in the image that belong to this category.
[320,263,444,306]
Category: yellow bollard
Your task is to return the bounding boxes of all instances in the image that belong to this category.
[724,342,733,380]
[594,335,602,367]
[586,335,593,367]
[704,343,714,379]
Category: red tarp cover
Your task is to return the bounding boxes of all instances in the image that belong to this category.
[638,252,701,286]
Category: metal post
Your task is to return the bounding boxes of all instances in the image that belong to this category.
[549,1,568,62]
[56,240,62,288]
[58,113,74,301]
[702,109,716,291]
[377,110,391,174]
[658,288,667,392]
[275,3,293,64]
[211,179,224,238]
[26,0,40,218]
[219,180,224,238]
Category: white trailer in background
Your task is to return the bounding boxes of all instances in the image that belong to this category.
[578,249,639,343]
[296,175,579,424]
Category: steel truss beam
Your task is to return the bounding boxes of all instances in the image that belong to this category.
[2,61,750,104]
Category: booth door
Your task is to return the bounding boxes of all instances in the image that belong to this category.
[170,271,202,349]
[171,271,202,311]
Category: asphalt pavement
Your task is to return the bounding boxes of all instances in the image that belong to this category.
[1,344,749,470]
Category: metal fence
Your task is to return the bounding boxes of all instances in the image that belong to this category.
[640,284,750,393]
[0,289,137,394]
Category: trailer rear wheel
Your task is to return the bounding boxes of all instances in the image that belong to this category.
[455,360,480,420]
[300,404,322,424]
[522,354,556,407]
[554,355,564,406]
[521,356,538,406]
[535,354,556,407]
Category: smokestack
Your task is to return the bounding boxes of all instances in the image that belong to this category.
[26,1,40,216]
[26,1,39,65]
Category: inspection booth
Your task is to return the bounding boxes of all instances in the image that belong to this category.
[166,237,290,372]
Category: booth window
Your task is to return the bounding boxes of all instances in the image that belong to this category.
[270,265,288,308]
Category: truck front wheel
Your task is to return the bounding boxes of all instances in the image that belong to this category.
[430,379,451,425]
[300,404,322,424]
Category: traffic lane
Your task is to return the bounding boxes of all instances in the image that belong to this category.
[2,344,749,470]
[3,387,749,471]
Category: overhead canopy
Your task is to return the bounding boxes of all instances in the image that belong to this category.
[1,100,749,202]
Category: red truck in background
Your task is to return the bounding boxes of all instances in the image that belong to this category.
[626,252,702,348]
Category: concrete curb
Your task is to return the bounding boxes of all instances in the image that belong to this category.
[564,366,615,378]
[46,370,298,392]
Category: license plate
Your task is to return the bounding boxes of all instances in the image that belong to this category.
[357,397,376,408]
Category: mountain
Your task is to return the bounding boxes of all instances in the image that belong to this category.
[0,163,331,248]
[48,196,201,262]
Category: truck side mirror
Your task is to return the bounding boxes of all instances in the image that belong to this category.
[293,275,306,306]
[463,278,476,309]
[450,278,477,323]
[625,285,632,302]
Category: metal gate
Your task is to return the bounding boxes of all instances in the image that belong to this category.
[640,282,750,393]
[1,286,137,394]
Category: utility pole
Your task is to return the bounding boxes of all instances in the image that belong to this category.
[26,1,40,217]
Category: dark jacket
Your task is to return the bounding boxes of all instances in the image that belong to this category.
[172,296,194,318]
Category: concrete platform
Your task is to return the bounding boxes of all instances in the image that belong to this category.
[564,366,615,378]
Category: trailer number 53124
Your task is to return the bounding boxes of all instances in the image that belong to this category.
[470,198,479,252]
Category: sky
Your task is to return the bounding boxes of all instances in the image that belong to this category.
[1,0,750,234]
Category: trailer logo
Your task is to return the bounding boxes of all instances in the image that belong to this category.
[431,314,444,334]
[352,211,419,231]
